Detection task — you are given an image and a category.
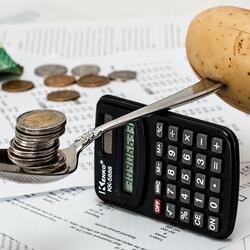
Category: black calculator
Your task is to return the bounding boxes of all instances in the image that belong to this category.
[94,95,239,239]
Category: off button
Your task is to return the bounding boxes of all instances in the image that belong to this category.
[153,198,162,215]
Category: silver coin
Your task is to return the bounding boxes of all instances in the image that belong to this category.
[71,64,100,78]
[21,151,67,174]
[16,109,66,135]
[13,138,59,151]
[34,64,67,77]
[14,137,59,149]
[8,148,57,167]
[10,139,59,158]
[108,70,137,81]
[15,128,65,142]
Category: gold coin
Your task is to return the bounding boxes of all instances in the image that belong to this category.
[17,109,66,132]
[44,74,76,87]
[47,90,80,102]
[77,75,109,87]
[2,80,34,92]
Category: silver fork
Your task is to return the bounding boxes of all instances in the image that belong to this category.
[0,79,223,183]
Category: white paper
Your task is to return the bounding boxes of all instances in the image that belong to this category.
[0,232,35,250]
[0,18,189,58]
[0,184,249,250]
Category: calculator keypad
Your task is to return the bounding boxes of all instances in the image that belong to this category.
[152,120,236,238]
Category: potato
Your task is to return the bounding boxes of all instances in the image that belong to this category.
[186,6,250,113]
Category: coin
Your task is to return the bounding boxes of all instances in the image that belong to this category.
[10,139,60,158]
[44,74,76,87]
[77,75,109,87]
[13,138,59,151]
[15,128,65,142]
[34,64,67,77]
[8,147,57,167]
[2,80,34,92]
[71,64,100,77]
[14,137,59,149]
[17,109,66,134]
[47,90,80,102]
[108,70,137,81]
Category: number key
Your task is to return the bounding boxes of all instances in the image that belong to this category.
[196,153,206,169]
[182,149,192,165]
[180,188,191,204]
[195,173,206,189]
[181,169,191,185]
[167,164,177,180]
[168,145,178,161]
[194,192,205,208]
[166,184,177,199]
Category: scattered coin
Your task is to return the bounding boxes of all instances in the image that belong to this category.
[108,70,137,81]
[2,80,34,92]
[47,90,80,102]
[44,74,76,87]
[71,64,100,78]
[77,75,109,87]
[34,64,67,77]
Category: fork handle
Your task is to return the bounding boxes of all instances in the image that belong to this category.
[76,79,223,152]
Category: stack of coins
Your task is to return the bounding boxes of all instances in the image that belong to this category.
[8,109,67,174]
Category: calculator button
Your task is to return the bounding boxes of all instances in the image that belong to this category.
[180,207,190,223]
[154,180,162,195]
[196,153,206,169]
[208,197,220,213]
[153,198,162,215]
[182,129,193,146]
[167,164,177,180]
[165,203,176,219]
[180,188,191,204]
[208,216,219,232]
[181,169,191,185]
[168,126,178,142]
[156,142,164,157]
[194,192,205,208]
[195,173,206,189]
[212,137,223,154]
[197,133,208,150]
[210,177,221,193]
[182,149,193,165]
[156,122,164,138]
[155,161,163,176]
[193,212,204,228]
[166,184,177,200]
[210,158,222,174]
[167,145,178,161]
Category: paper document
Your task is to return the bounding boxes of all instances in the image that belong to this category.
[0,185,250,250]
[0,18,189,58]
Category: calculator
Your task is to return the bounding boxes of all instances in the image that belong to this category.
[94,95,239,239]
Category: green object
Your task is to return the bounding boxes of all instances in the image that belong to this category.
[123,122,135,194]
[0,44,23,75]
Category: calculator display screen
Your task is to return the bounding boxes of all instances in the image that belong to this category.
[123,122,135,194]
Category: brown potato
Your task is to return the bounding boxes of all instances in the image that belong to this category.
[186,6,250,113]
